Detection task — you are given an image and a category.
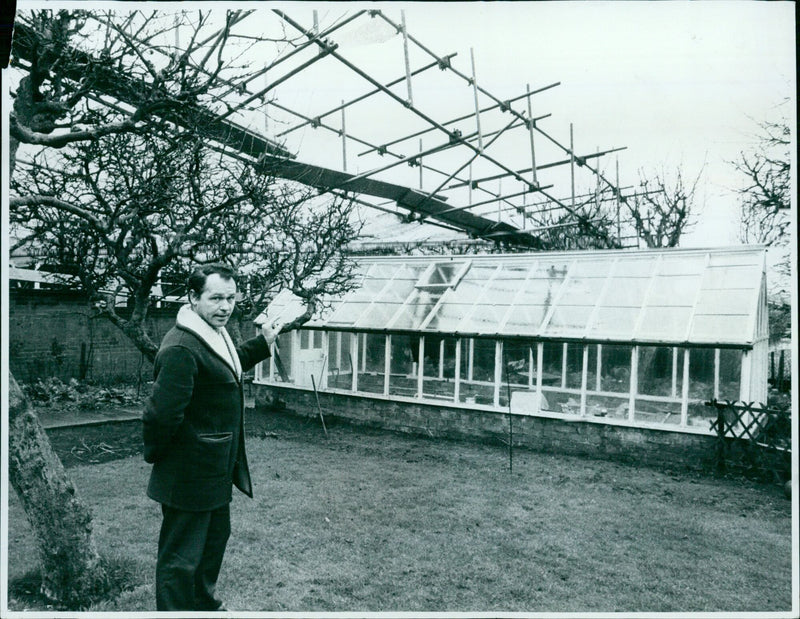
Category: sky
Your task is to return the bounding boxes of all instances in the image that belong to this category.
[5,1,796,253]
[291,1,796,248]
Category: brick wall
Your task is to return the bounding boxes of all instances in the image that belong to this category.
[8,288,175,384]
[255,384,717,473]
[9,288,262,385]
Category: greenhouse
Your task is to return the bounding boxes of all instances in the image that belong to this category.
[255,246,769,434]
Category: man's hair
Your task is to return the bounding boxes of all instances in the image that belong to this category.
[187,263,237,297]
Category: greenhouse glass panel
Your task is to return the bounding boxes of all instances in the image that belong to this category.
[564,343,584,389]
[519,277,566,301]
[688,401,716,429]
[588,307,639,339]
[346,277,391,303]
[458,339,495,405]
[477,280,521,307]
[356,333,386,394]
[390,290,439,330]
[557,276,607,306]
[501,340,536,389]
[718,349,742,401]
[447,278,486,303]
[600,345,633,393]
[502,305,550,336]
[459,265,501,287]
[598,276,650,307]
[272,332,294,383]
[693,289,754,314]
[689,348,715,400]
[658,254,708,275]
[531,261,570,280]
[634,399,681,425]
[613,258,658,277]
[586,392,629,419]
[471,338,496,382]
[546,305,594,335]
[636,307,694,341]
[388,334,419,398]
[461,304,509,334]
[543,389,581,416]
[356,302,407,329]
[700,264,761,290]
[586,344,598,391]
[502,264,534,280]
[327,332,354,391]
[426,302,473,332]
[638,346,682,397]
[570,259,613,277]
[647,275,702,306]
[708,251,762,267]
[374,280,417,304]
[689,315,752,343]
[423,336,457,401]
[417,261,470,289]
[327,301,373,327]
[541,342,564,387]
[366,263,397,278]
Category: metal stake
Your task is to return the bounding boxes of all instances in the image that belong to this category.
[310,374,328,438]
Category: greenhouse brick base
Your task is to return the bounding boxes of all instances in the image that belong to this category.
[255,385,718,473]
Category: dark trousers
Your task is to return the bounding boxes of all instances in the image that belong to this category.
[156,503,231,611]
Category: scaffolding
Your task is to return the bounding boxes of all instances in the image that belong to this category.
[11,8,650,248]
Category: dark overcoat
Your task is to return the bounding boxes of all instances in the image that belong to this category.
[143,325,271,511]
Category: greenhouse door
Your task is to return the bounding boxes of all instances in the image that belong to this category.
[296,329,326,389]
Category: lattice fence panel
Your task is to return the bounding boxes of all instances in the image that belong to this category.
[706,399,791,483]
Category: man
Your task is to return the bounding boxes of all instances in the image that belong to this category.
[143,263,281,611]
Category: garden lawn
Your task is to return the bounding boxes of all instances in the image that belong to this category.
[6,411,794,613]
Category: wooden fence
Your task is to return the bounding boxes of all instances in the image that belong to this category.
[706,399,791,483]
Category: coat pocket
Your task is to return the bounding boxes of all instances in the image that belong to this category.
[195,432,233,478]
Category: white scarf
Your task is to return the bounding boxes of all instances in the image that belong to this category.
[176,304,242,380]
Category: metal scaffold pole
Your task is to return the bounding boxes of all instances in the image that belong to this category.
[402,11,413,106]
[470,48,484,153]
[526,83,538,188]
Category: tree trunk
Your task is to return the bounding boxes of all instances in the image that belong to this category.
[8,372,109,608]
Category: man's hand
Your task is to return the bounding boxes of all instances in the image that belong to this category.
[260,321,282,346]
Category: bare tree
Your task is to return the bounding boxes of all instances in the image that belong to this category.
[8,376,110,608]
[735,116,790,247]
[5,8,353,607]
[9,9,296,170]
[524,194,622,251]
[624,167,701,248]
[733,111,792,345]
[11,126,360,360]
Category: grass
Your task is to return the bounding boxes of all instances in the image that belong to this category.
[6,410,794,613]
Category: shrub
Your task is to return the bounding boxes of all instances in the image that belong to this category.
[21,378,140,411]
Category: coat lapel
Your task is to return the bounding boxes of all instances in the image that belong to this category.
[176,305,242,380]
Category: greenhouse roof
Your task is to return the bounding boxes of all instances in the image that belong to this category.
[261,246,767,347]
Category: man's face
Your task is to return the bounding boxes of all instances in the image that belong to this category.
[190,273,237,329]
